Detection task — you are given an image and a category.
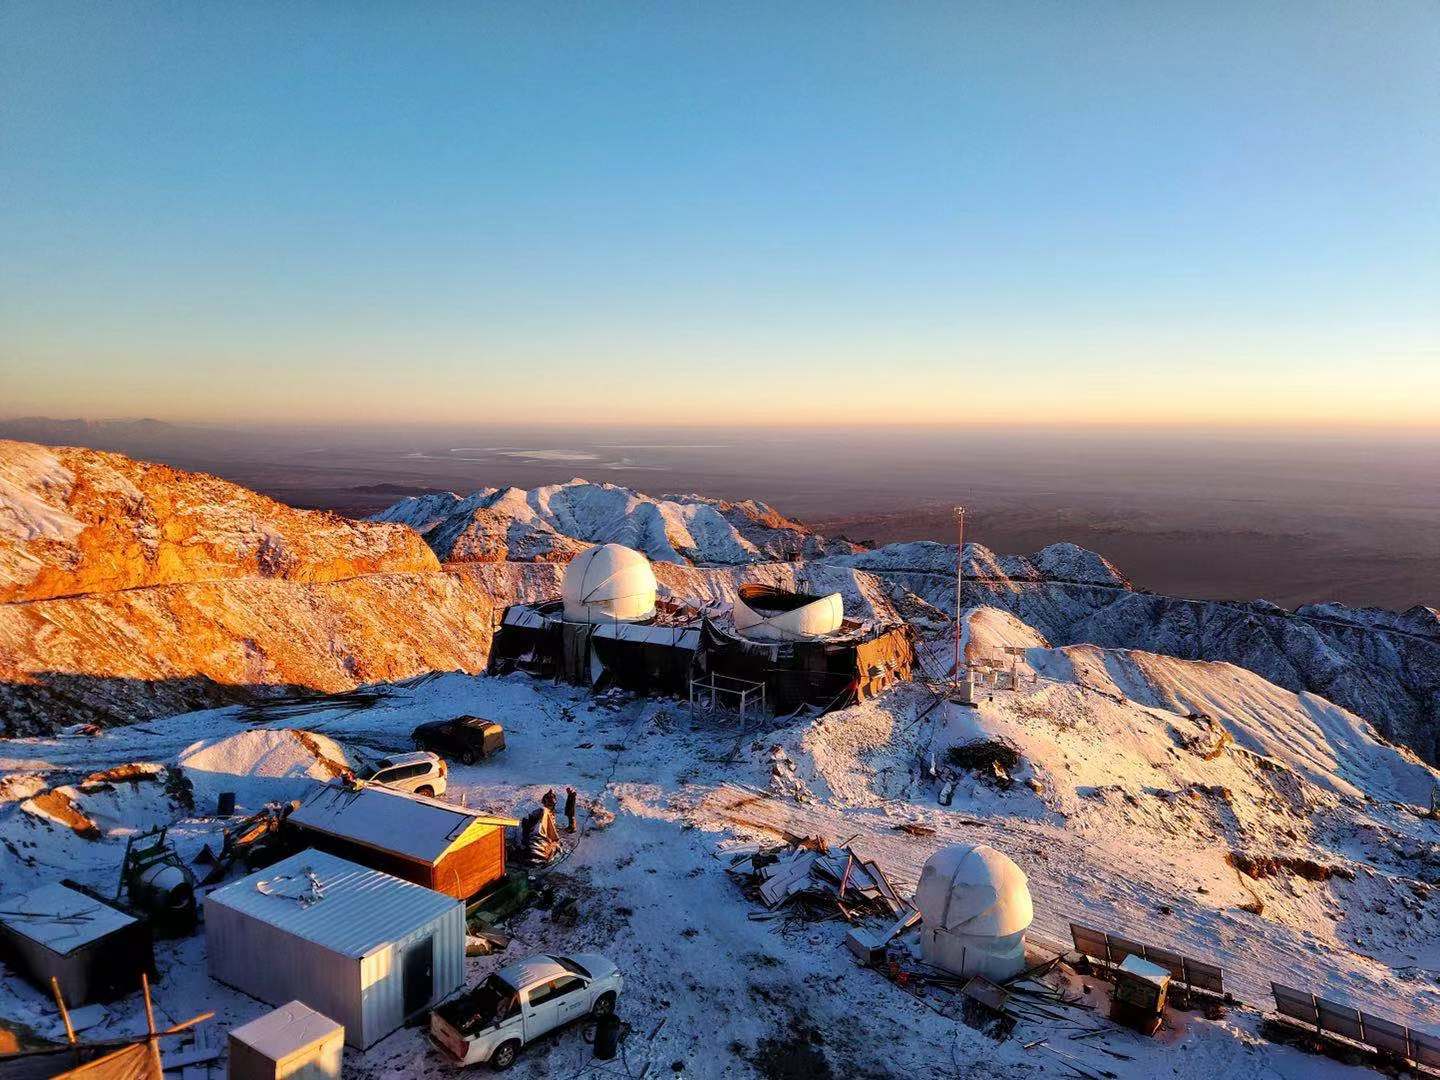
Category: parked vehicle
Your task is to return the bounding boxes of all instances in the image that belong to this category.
[358,751,447,797]
[430,953,623,1069]
[413,716,506,765]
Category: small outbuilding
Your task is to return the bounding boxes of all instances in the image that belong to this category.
[915,843,1033,981]
[228,1000,344,1080]
[287,783,517,901]
[0,881,154,1006]
[205,850,464,1048]
[1110,955,1171,1035]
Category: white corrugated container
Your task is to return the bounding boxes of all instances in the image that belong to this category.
[205,850,464,1049]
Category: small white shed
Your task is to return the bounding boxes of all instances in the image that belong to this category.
[205,850,464,1049]
[228,1000,344,1080]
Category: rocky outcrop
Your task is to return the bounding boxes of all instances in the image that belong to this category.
[1,439,437,604]
[0,562,564,734]
[0,441,566,734]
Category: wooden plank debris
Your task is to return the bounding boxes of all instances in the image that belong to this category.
[729,837,912,926]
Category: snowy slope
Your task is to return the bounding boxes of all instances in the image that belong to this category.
[821,541,1440,760]
[2,667,1431,1079]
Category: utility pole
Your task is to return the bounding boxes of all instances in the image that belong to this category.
[953,506,966,680]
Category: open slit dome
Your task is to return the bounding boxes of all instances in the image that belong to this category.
[732,583,843,641]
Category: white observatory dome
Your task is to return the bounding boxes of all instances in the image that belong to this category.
[915,843,1033,980]
[732,584,843,641]
[562,543,657,624]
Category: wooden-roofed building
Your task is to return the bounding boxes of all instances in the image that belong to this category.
[286,784,517,901]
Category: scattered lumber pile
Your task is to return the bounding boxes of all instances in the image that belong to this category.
[727,837,912,925]
[874,953,1142,1079]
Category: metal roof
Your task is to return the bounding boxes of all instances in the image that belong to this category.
[503,601,703,646]
[1119,954,1172,985]
[206,849,461,959]
[229,1000,342,1061]
[288,783,515,863]
[495,955,568,990]
[0,882,137,955]
[590,621,700,649]
[503,605,551,630]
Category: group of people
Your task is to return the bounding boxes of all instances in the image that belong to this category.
[521,786,579,865]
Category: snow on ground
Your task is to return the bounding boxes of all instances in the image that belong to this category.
[2,662,1436,1078]
[177,728,355,812]
[0,445,83,543]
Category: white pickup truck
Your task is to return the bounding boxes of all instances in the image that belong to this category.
[430,953,623,1070]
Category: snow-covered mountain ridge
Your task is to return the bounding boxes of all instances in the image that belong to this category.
[0,441,557,733]
[372,478,861,564]
[0,438,435,604]
[4,442,1436,769]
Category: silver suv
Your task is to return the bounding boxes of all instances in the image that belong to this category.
[359,751,448,797]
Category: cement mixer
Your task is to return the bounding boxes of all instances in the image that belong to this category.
[118,827,197,934]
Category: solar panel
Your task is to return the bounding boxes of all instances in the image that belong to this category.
[1360,1013,1411,1059]
[1271,983,1318,1026]
[1411,1029,1440,1068]
[1316,997,1364,1042]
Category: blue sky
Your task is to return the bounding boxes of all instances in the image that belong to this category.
[2,2,1437,425]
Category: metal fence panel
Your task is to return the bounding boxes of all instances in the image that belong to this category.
[1411,1030,1440,1068]
[1143,946,1186,983]
[1183,959,1224,995]
[1107,935,1145,966]
[1069,923,1109,962]
[1316,998,1364,1042]
[1272,984,1318,1026]
[1359,1013,1410,1059]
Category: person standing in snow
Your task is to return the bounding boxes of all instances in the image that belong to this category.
[564,786,578,833]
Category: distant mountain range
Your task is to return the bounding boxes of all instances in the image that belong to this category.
[371,479,862,564]
[0,416,182,444]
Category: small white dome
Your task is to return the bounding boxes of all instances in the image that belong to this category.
[915,843,1033,938]
[562,543,657,623]
[732,585,843,641]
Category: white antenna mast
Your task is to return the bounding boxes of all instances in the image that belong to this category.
[953,505,966,681]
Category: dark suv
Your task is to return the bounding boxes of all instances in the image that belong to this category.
[412,715,506,765]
